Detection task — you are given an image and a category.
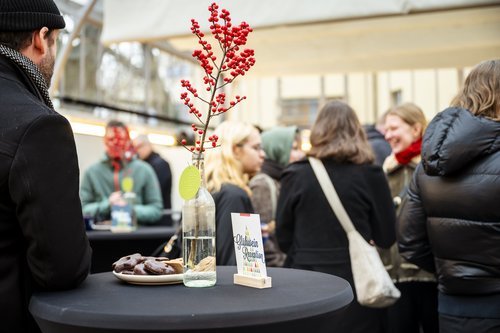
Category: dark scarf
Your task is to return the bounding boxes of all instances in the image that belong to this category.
[0,44,54,109]
[261,159,284,181]
[395,138,422,165]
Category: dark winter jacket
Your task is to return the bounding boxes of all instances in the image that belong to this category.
[397,107,500,317]
[276,158,396,285]
[145,152,172,225]
[0,55,92,332]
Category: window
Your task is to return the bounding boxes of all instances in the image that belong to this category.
[391,89,402,106]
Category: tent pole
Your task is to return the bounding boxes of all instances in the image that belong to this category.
[50,0,98,97]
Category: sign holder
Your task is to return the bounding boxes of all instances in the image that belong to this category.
[234,274,272,289]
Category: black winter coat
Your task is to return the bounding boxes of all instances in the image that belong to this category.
[398,107,500,297]
[145,152,172,225]
[276,158,396,284]
[0,55,92,332]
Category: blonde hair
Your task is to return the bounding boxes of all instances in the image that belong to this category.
[308,100,374,164]
[386,102,428,137]
[205,120,257,195]
[451,59,500,120]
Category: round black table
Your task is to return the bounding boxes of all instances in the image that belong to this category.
[30,266,353,333]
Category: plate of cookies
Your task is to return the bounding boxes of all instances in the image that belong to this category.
[112,253,184,285]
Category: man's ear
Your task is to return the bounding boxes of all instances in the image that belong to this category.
[28,27,50,64]
[33,27,50,55]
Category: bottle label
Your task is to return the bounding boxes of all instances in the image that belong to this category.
[179,166,201,200]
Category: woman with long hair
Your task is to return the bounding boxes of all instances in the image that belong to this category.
[276,100,396,333]
[398,59,500,333]
[205,120,265,265]
[382,103,439,333]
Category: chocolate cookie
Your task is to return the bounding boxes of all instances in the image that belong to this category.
[121,270,135,275]
[112,253,143,273]
[144,259,175,275]
[133,263,149,275]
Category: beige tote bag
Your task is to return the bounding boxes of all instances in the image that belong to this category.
[309,157,400,308]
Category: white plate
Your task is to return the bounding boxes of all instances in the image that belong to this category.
[112,271,183,285]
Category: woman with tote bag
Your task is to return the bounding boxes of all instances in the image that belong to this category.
[276,100,397,333]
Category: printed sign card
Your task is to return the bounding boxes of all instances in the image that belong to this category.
[111,204,134,232]
[231,213,272,288]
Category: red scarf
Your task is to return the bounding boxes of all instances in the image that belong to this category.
[395,138,422,165]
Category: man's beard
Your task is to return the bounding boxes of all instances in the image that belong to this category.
[39,51,55,88]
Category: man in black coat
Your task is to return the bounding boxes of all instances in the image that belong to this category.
[0,1,92,332]
[134,134,173,225]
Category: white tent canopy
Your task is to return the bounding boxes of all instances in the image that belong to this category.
[100,0,500,75]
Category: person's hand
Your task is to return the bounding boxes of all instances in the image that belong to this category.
[109,191,126,206]
[267,220,276,233]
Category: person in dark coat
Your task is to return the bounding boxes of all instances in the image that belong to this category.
[0,1,92,332]
[134,134,173,225]
[397,59,500,333]
[382,103,438,333]
[276,100,397,333]
[205,121,265,265]
[364,114,391,166]
[249,126,305,267]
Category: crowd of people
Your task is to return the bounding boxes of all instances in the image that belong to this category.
[196,71,499,333]
[0,1,499,332]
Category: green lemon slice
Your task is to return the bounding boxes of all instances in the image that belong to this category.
[179,166,201,200]
[122,177,134,193]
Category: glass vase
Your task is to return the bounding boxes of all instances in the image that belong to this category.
[182,153,216,287]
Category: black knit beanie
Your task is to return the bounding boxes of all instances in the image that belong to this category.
[0,0,65,31]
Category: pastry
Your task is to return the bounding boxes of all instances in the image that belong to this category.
[144,259,175,275]
[112,253,143,273]
[112,254,183,275]
[161,258,183,274]
[133,263,148,275]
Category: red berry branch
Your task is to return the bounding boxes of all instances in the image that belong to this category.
[179,2,255,164]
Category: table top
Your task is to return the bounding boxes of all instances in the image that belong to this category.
[30,266,353,332]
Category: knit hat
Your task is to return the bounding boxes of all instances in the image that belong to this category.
[0,0,65,32]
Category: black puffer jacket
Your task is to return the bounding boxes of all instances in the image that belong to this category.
[397,107,500,296]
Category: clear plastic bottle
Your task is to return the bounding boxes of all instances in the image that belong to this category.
[123,191,137,231]
[182,153,216,287]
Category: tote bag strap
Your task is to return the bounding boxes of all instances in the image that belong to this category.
[308,157,355,234]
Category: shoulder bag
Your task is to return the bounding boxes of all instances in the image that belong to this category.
[308,157,400,308]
